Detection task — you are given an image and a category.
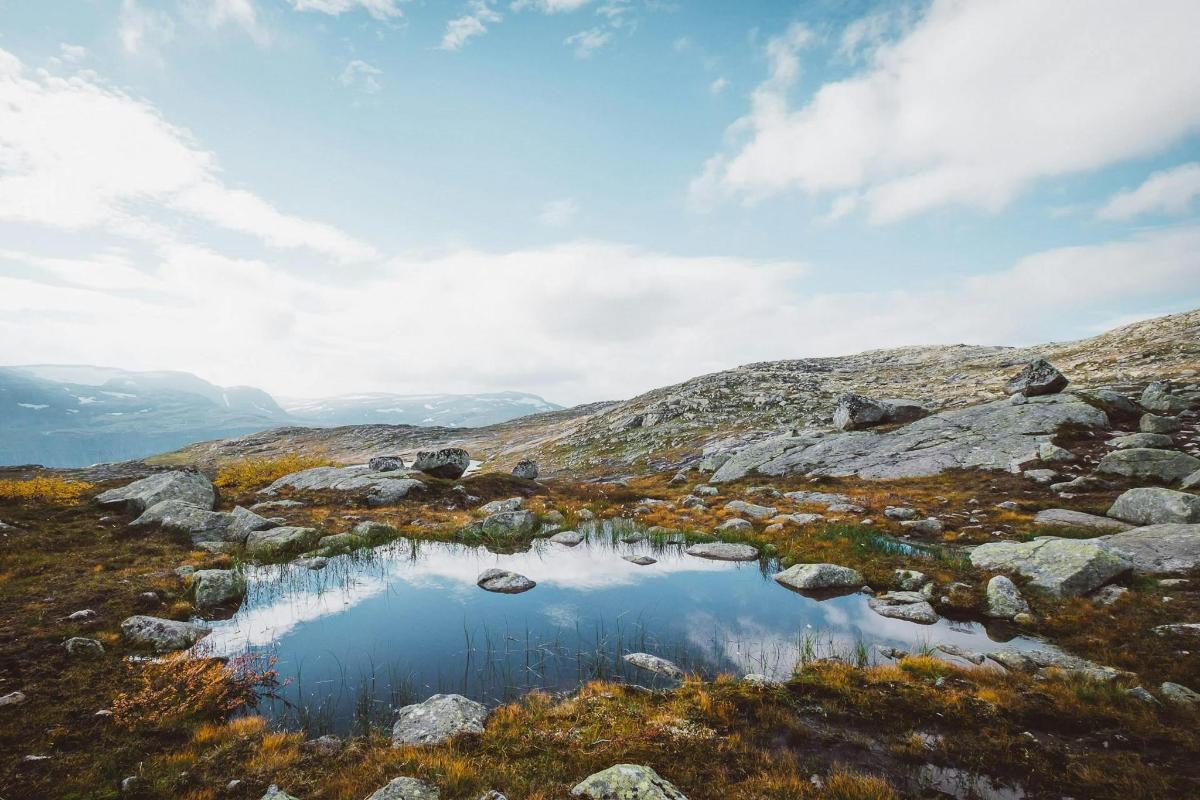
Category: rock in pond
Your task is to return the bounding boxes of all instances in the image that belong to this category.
[623,554,657,566]
[412,448,471,479]
[121,615,211,651]
[391,694,488,746]
[867,592,939,624]
[512,459,539,480]
[476,568,536,594]
[969,538,1130,597]
[550,530,585,546]
[684,542,759,561]
[1005,358,1068,396]
[773,563,863,592]
[190,569,246,610]
[984,575,1030,620]
[1107,488,1200,525]
[1033,508,1132,532]
[366,777,440,800]
[1096,448,1200,483]
[245,526,319,558]
[1095,524,1200,574]
[571,764,688,800]
[622,653,684,678]
[96,471,215,514]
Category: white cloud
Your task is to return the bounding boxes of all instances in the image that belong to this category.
[1098,162,1200,220]
[118,0,176,59]
[289,0,404,19]
[339,59,383,93]
[695,0,1200,223]
[709,77,729,95]
[441,1,502,51]
[538,198,579,227]
[564,27,611,58]
[59,44,88,63]
[512,0,592,12]
[0,48,375,262]
[203,0,271,44]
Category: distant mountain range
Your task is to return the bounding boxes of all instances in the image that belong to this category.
[0,365,560,467]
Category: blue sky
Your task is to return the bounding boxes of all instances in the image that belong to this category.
[1,0,1199,405]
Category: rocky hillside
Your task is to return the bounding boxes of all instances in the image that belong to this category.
[154,309,1200,476]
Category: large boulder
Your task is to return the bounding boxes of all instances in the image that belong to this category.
[130,500,233,543]
[1005,358,1068,396]
[121,615,211,651]
[511,459,539,480]
[365,778,440,800]
[1033,508,1132,532]
[391,694,488,746]
[226,505,278,543]
[476,568,536,594]
[245,526,319,558]
[832,394,928,431]
[1141,381,1197,414]
[773,563,863,592]
[190,569,246,610]
[1095,524,1200,574]
[412,448,471,479]
[969,538,1130,597]
[684,542,759,561]
[1108,488,1200,525]
[96,471,215,514]
[1072,389,1143,422]
[1096,448,1200,483]
[571,765,687,800]
[712,395,1108,483]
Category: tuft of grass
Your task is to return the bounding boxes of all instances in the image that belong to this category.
[214,455,337,494]
[0,475,93,505]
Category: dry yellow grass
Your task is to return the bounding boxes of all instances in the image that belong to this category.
[214,454,337,493]
[0,476,93,505]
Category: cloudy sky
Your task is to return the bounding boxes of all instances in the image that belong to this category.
[1,0,1199,406]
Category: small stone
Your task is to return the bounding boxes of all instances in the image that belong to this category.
[369,455,407,472]
[64,636,105,658]
[391,694,488,746]
[1038,443,1076,462]
[884,506,917,520]
[774,563,864,592]
[685,542,759,561]
[0,691,27,706]
[550,530,585,546]
[622,652,684,678]
[622,555,657,566]
[900,517,944,535]
[571,764,687,800]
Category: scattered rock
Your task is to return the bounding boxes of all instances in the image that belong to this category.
[413,448,471,479]
[684,542,759,561]
[900,518,944,535]
[1049,474,1114,494]
[476,568,536,594]
[365,777,440,800]
[1107,487,1200,525]
[369,456,407,472]
[1096,448,1200,483]
[622,652,684,678]
[1090,585,1129,606]
[1141,413,1183,434]
[130,500,235,543]
[96,471,215,514]
[1073,388,1143,422]
[0,691,26,706]
[623,555,657,566]
[969,538,1130,597]
[984,575,1030,619]
[884,506,917,520]
[1141,381,1196,414]
[1153,623,1200,637]
[479,510,536,537]
[190,569,247,610]
[121,615,211,651]
[893,569,927,590]
[64,637,105,658]
[935,643,985,664]
[1023,468,1059,485]
[571,764,687,800]
[260,786,299,800]
[391,694,488,746]
[716,518,752,533]
[1160,682,1200,706]
[723,500,777,520]
[1108,432,1175,449]
[512,459,539,480]
[1126,686,1160,705]
[550,530,585,545]
[867,591,939,624]
[479,498,524,514]
[773,563,864,592]
[1033,508,1132,532]
[1038,443,1076,462]
[1095,524,1200,573]
[67,608,97,621]
[245,526,319,558]
[1005,358,1068,396]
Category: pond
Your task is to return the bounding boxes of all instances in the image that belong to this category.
[198,520,1051,734]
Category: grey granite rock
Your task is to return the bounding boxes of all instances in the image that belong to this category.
[391,694,488,746]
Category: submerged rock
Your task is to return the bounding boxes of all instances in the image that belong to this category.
[684,542,759,561]
[413,448,471,479]
[391,694,488,746]
[120,615,211,651]
[571,764,688,800]
[476,568,536,594]
[1005,358,1068,396]
[366,777,440,800]
[1107,488,1200,525]
[772,563,863,592]
[623,554,657,566]
[622,653,684,678]
[969,538,1130,597]
[96,471,215,514]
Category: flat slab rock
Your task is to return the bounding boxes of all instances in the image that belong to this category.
[684,542,759,561]
[1095,524,1200,574]
[970,537,1131,596]
[623,652,684,678]
[1096,448,1200,483]
[96,471,215,514]
[391,694,488,746]
[261,466,424,505]
[867,591,939,624]
[711,394,1108,483]
[1033,508,1132,532]
[476,568,536,594]
[1107,488,1200,526]
[121,615,211,651]
[245,526,318,558]
[571,764,688,800]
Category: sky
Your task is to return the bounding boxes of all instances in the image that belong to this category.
[1,0,1199,407]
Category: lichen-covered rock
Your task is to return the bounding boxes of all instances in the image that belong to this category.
[245,526,319,558]
[1033,508,1132,532]
[1095,524,1200,574]
[684,542,759,561]
[1005,358,1068,396]
[1108,432,1174,449]
[130,500,234,543]
[412,448,471,479]
[550,530,585,546]
[391,694,488,746]
[985,575,1030,619]
[969,538,1130,597]
[1096,448,1200,483]
[1141,381,1197,414]
[479,510,536,537]
[715,518,752,533]
[476,568,536,594]
[512,459,539,480]
[723,500,776,520]
[64,637,104,658]
[833,394,889,431]
[1072,388,1143,422]
[893,569,927,590]
[479,498,524,514]
[190,569,246,610]
[227,505,278,542]
[622,653,683,678]
[260,466,424,505]
[867,591,939,624]
[369,456,407,472]
[1107,488,1200,525]
[1038,443,1076,462]
[1161,682,1200,706]
[773,563,863,592]
[121,615,211,651]
[365,777,440,800]
[1140,413,1183,434]
[96,471,215,514]
[571,764,688,800]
